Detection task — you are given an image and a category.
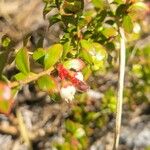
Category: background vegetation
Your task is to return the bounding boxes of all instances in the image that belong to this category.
[0,0,149,150]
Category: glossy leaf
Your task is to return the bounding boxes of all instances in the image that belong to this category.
[14,72,36,81]
[102,27,118,38]
[64,59,85,71]
[44,44,63,69]
[92,0,105,9]
[62,41,72,59]
[15,48,30,74]
[80,40,93,64]
[37,75,57,92]
[122,15,133,33]
[80,40,107,71]
[33,48,45,61]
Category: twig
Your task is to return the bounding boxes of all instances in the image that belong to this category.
[0,124,18,136]
[8,67,53,88]
[16,109,33,150]
[113,27,126,150]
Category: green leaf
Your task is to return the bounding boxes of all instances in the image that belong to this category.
[91,43,107,71]
[65,120,77,133]
[129,2,148,11]
[80,40,93,64]
[49,14,61,26]
[44,44,63,69]
[82,65,92,81]
[64,59,85,71]
[92,0,105,9]
[15,48,30,74]
[43,0,56,17]
[102,27,118,38]
[37,75,57,92]
[33,48,45,61]
[122,15,133,33]
[1,37,11,48]
[80,40,107,71]
[62,41,72,59]
[13,72,36,81]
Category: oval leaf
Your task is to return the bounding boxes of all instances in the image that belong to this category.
[15,48,30,74]
[13,72,36,81]
[44,44,63,69]
[33,48,45,61]
[122,15,133,33]
[37,75,57,92]
[64,59,85,71]
[80,40,107,71]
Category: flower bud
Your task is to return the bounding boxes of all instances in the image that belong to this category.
[60,85,76,103]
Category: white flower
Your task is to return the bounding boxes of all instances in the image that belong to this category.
[133,23,141,34]
[60,85,76,102]
[75,72,84,81]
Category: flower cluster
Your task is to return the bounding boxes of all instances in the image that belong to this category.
[57,62,89,102]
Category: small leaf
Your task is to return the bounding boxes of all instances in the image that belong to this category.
[80,40,93,64]
[49,14,61,26]
[64,59,85,71]
[92,0,105,9]
[1,37,11,48]
[15,48,30,74]
[82,65,92,81]
[13,72,36,81]
[122,15,133,33]
[65,120,77,133]
[44,44,63,69]
[43,0,56,17]
[33,48,45,61]
[80,40,107,71]
[102,27,118,38]
[91,43,107,71]
[37,75,57,92]
[129,2,148,11]
[62,41,72,59]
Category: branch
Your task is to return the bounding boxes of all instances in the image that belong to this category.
[113,27,126,150]
[8,67,53,88]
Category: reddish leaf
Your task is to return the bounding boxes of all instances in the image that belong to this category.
[0,82,14,115]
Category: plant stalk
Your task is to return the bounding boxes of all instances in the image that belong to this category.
[113,27,126,150]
